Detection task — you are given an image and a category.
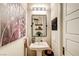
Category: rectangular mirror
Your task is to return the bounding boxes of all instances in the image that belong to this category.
[31,15,47,37]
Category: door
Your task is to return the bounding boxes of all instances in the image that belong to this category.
[63,3,79,56]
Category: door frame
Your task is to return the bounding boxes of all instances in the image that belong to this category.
[57,3,63,56]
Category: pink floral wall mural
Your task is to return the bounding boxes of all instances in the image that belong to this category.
[0,4,26,46]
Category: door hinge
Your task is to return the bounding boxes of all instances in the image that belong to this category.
[63,47,65,55]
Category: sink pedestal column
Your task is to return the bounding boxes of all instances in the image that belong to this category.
[36,50,42,56]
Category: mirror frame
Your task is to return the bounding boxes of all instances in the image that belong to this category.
[31,15,47,37]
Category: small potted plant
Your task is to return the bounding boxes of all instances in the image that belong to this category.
[36,31,42,37]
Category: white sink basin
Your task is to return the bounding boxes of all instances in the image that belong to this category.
[29,42,50,56]
[30,42,49,50]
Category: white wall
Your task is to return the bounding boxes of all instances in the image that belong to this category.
[51,3,58,56]
[27,3,51,56]
[51,3,62,56]
[0,37,25,56]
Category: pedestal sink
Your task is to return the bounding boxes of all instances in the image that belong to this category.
[29,42,50,56]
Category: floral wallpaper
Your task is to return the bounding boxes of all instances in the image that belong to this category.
[0,4,26,46]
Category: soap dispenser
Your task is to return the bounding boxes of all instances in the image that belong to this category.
[32,37,35,43]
